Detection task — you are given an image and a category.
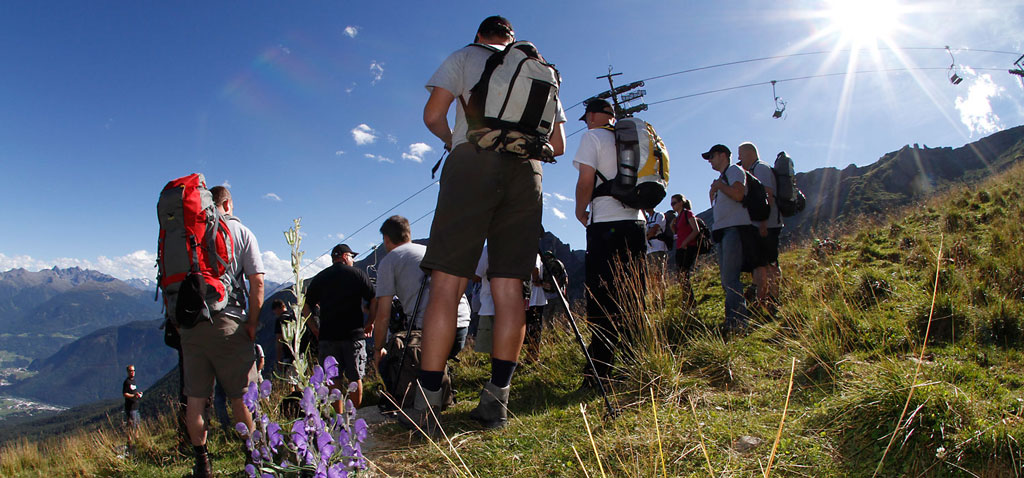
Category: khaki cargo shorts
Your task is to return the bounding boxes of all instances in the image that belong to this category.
[421,143,543,281]
[179,313,258,400]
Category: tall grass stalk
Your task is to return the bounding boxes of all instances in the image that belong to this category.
[650,388,667,478]
[580,403,608,478]
[689,396,715,478]
[763,357,796,478]
[872,235,944,478]
[572,444,593,478]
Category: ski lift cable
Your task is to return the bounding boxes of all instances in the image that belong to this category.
[564,46,1022,111]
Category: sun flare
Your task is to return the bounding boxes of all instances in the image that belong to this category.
[826,0,902,46]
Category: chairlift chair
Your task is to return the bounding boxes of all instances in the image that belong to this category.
[771,80,786,119]
[946,46,964,85]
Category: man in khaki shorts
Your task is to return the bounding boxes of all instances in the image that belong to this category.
[413,15,566,434]
[179,185,264,478]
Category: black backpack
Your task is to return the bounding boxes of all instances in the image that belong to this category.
[742,170,770,222]
[658,209,676,246]
[773,151,806,217]
[694,216,714,255]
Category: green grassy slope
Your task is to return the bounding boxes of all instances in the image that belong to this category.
[5,162,1024,477]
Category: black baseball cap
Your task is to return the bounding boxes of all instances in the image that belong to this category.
[579,98,615,121]
[331,244,357,257]
[701,144,731,159]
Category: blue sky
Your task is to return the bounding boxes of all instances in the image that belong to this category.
[1,0,1022,283]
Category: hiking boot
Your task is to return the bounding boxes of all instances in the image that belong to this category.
[193,450,211,478]
[396,381,445,438]
[468,381,510,429]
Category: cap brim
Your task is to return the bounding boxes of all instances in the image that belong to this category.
[701,152,713,159]
[579,112,587,121]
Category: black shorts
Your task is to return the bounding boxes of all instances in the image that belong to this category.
[675,246,698,273]
[738,225,761,273]
[744,226,780,270]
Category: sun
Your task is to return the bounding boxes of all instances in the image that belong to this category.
[825,0,902,47]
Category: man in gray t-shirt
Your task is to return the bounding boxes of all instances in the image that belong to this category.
[703,144,751,334]
[178,185,264,478]
[371,215,470,369]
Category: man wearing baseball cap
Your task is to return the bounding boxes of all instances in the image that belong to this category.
[703,144,752,336]
[573,97,647,386]
[303,243,376,411]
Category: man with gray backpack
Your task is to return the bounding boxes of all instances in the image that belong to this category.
[415,15,567,436]
[739,142,782,311]
[158,178,264,478]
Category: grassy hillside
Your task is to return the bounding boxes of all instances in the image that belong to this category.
[5,162,1024,477]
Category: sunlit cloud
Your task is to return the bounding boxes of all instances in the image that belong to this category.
[343,26,359,38]
[263,193,282,202]
[261,250,332,284]
[335,150,345,156]
[551,207,567,220]
[954,68,1005,136]
[401,142,433,163]
[221,180,231,188]
[364,153,394,163]
[351,124,376,145]
[370,61,384,85]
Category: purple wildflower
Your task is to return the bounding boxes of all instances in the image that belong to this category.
[324,356,339,381]
[328,463,349,478]
[301,387,317,416]
[267,422,284,452]
[245,464,256,478]
[328,388,343,403]
[346,381,358,393]
[353,419,368,442]
[236,422,250,437]
[259,379,272,400]
[243,382,259,412]
[310,365,325,388]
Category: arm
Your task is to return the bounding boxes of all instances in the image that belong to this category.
[372,296,394,367]
[549,122,566,157]
[711,177,746,202]
[302,304,320,338]
[681,215,700,246]
[646,223,661,240]
[364,297,377,338]
[575,163,596,227]
[244,273,265,341]
[423,87,456,150]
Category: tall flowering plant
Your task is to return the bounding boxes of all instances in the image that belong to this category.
[239,218,368,477]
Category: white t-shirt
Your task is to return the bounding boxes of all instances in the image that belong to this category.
[474,248,495,316]
[529,254,547,307]
[223,217,265,319]
[712,164,748,230]
[573,127,644,224]
[645,211,669,253]
[426,44,566,149]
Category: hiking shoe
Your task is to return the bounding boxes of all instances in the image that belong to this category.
[468,381,510,429]
[396,381,445,438]
[193,451,212,478]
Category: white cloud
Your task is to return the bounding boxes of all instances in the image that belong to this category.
[0,250,157,281]
[401,142,433,163]
[260,250,333,285]
[552,192,572,202]
[263,193,282,202]
[343,26,359,38]
[345,82,356,94]
[327,233,346,241]
[551,207,567,220]
[954,69,1005,136]
[364,153,394,164]
[386,134,397,144]
[351,124,377,145]
[335,150,345,156]
[370,61,384,85]
[221,180,231,188]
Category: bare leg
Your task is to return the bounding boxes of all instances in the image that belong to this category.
[491,278,527,363]
[229,397,254,435]
[185,396,209,446]
[420,270,468,373]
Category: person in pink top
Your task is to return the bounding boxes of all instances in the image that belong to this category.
[670,194,701,306]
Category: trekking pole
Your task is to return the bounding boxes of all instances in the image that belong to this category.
[390,274,429,402]
[541,252,618,420]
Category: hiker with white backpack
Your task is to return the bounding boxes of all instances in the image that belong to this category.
[413,15,567,435]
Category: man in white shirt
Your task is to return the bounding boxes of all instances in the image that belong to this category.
[573,98,647,385]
